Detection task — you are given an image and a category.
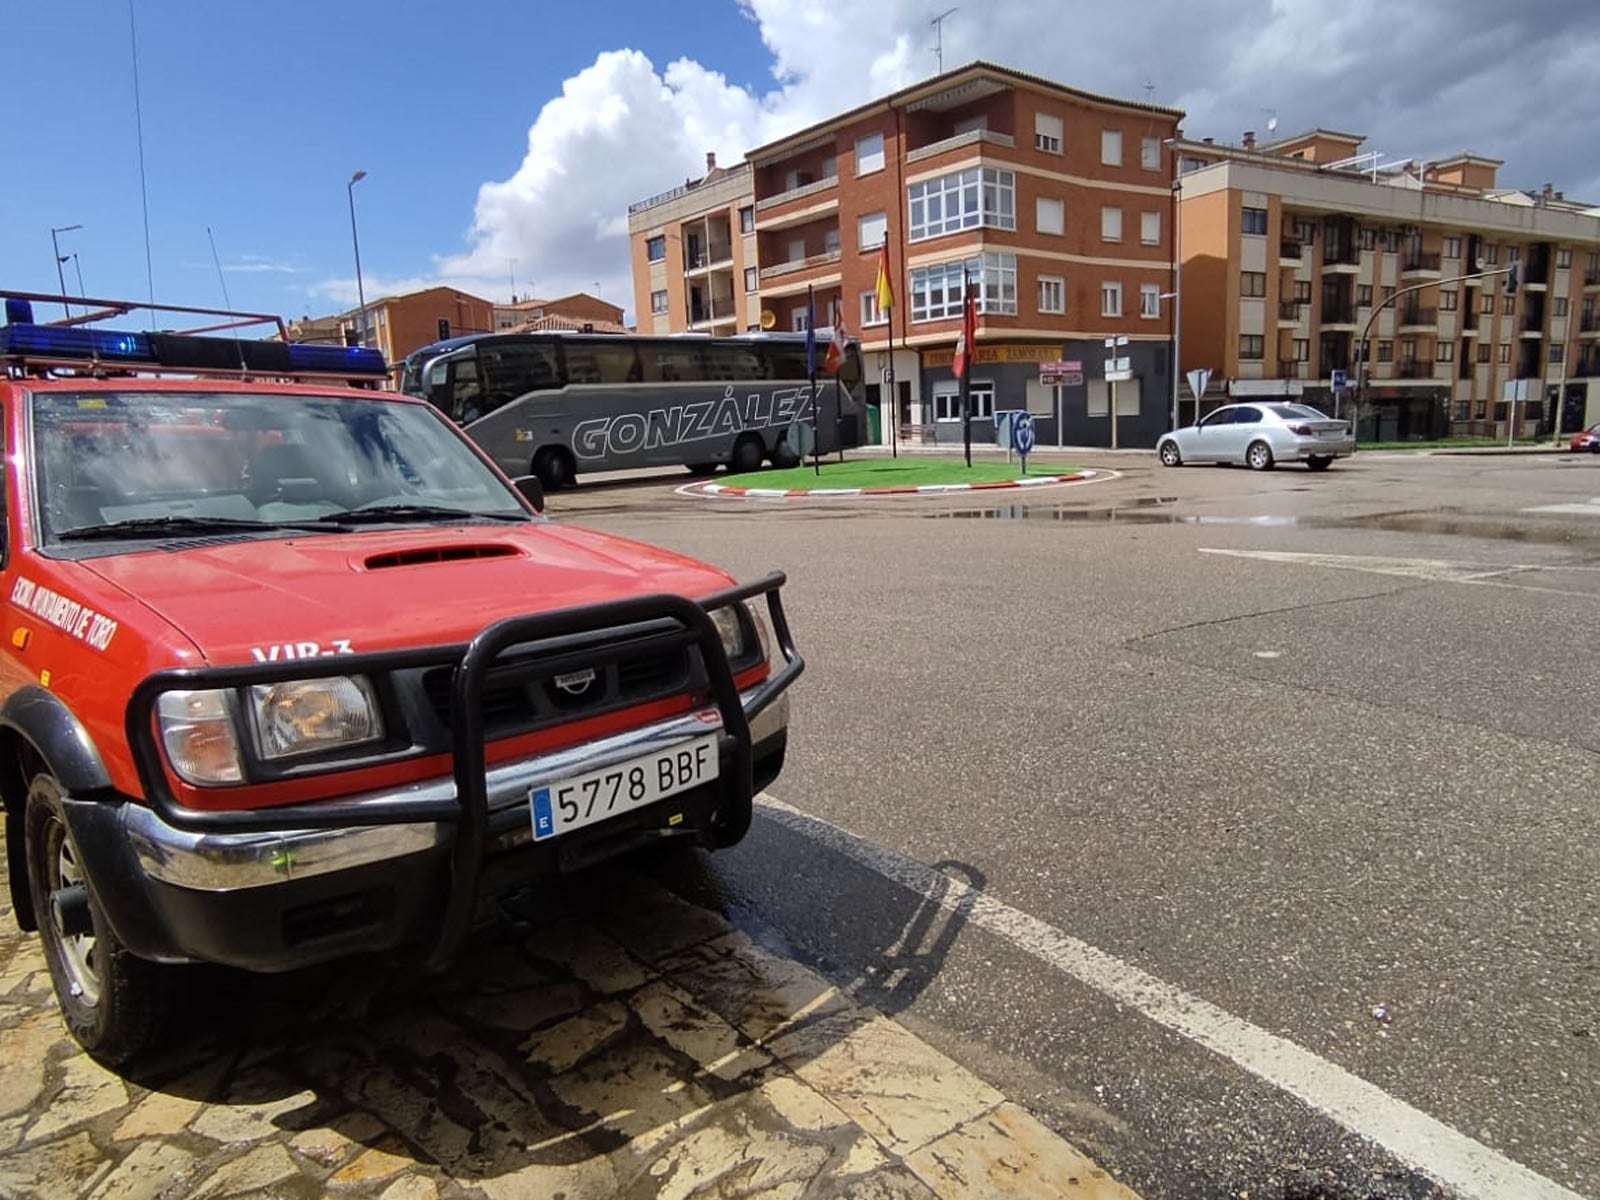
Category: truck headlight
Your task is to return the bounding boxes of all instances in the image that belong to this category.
[248,676,384,761]
[157,690,245,785]
[709,605,747,661]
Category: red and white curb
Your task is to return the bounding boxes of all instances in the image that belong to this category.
[677,468,1101,500]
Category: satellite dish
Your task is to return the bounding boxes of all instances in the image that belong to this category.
[759,308,776,330]
[1266,113,1279,134]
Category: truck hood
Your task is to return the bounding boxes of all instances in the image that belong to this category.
[75,522,738,665]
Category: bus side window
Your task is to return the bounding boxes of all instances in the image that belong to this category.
[698,345,762,380]
[655,346,698,383]
[481,343,560,401]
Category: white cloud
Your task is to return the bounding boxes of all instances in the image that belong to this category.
[336,0,1600,324]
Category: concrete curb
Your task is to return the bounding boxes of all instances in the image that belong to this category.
[682,469,1098,500]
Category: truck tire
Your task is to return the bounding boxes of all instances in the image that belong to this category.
[25,772,180,1065]
[730,435,765,475]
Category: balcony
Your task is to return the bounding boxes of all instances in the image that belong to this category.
[1400,251,1442,278]
[1320,304,1357,327]
[905,128,1015,164]
[684,249,735,277]
[1521,312,1546,337]
[1278,362,1308,380]
[1278,300,1302,324]
[1396,361,1431,379]
[1585,269,1600,289]
[1574,353,1600,377]
[1322,245,1361,272]
[755,174,839,214]
[1579,314,1600,337]
[759,249,843,281]
[1280,241,1302,262]
[1397,306,1438,331]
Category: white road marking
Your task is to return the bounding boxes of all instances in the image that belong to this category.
[1198,549,1600,600]
[1523,497,1600,515]
[755,793,1583,1200]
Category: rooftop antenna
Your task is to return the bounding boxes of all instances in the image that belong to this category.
[930,7,957,73]
[1144,80,1156,103]
[206,227,249,371]
[128,0,155,319]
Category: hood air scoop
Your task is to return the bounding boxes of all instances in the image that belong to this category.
[363,544,520,570]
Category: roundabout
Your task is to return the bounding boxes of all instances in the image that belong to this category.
[675,456,1102,499]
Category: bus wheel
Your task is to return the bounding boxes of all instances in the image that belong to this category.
[770,442,800,469]
[685,462,719,476]
[730,435,765,475]
[533,448,575,490]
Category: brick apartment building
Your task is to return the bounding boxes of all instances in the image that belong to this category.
[629,63,1183,448]
[1173,128,1600,440]
[492,292,627,333]
[304,286,498,383]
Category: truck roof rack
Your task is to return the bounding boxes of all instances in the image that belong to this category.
[0,289,389,384]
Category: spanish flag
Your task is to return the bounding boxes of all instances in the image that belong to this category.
[874,242,895,312]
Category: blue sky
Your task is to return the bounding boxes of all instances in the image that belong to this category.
[3,1,1594,329]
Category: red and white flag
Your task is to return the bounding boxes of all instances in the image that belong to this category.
[824,322,849,373]
[952,283,977,379]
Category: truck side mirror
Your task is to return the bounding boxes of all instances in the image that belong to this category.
[511,475,545,513]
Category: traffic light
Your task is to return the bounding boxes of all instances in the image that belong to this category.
[1504,263,1519,295]
[437,318,451,340]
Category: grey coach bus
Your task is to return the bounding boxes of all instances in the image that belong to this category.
[399,330,864,489]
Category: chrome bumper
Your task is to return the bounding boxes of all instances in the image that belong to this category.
[125,690,789,892]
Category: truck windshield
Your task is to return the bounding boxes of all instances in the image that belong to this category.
[31,390,528,542]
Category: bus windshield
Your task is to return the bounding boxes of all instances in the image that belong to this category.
[400,331,864,489]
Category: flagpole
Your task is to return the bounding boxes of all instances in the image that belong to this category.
[807,284,820,477]
[882,240,898,458]
[960,269,973,469]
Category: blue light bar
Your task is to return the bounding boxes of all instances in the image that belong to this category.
[284,342,389,376]
[0,323,153,361]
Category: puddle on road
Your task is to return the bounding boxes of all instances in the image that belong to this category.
[927,502,1592,545]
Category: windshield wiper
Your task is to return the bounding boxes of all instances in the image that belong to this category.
[316,504,529,525]
[56,515,346,542]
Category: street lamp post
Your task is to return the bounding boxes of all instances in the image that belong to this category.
[347,170,369,348]
[50,224,83,318]
[1352,265,1512,450]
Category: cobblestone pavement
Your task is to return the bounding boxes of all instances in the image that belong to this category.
[0,852,1142,1199]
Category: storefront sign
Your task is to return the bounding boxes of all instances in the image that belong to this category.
[922,343,1062,369]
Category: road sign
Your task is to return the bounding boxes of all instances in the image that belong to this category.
[1186,368,1212,403]
[1331,369,1348,391]
[1105,356,1133,383]
[1012,412,1036,456]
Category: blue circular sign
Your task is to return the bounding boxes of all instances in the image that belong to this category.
[1013,412,1036,456]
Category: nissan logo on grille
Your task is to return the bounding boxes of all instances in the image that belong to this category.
[554,668,597,696]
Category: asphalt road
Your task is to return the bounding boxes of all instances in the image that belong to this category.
[554,448,1600,1200]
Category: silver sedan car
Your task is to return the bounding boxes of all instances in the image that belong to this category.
[1157,402,1353,471]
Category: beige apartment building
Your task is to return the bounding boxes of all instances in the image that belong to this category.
[628,155,760,336]
[629,62,1183,448]
[1174,128,1600,439]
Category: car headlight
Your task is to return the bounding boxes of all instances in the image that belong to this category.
[709,605,747,661]
[157,690,245,785]
[249,676,384,761]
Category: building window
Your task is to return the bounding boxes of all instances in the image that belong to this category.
[1477,343,1491,364]
[1481,292,1495,314]
[1400,339,1417,364]
[909,251,1018,321]
[1295,219,1315,243]
[1587,251,1599,273]
[650,289,669,314]
[856,132,885,175]
[1361,227,1377,251]
[1101,206,1123,242]
[1035,113,1062,154]
[860,290,886,326]
[1293,338,1310,362]
[1239,334,1264,359]
[1294,280,1312,303]
[744,267,758,292]
[1036,196,1064,236]
[1101,282,1122,317]
[1038,276,1065,314]
[1141,211,1160,245]
[908,167,1015,240]
[1554,296,1569,317]
[934,381,994,421]
[739,206,754,234]
[1440,290,1458,311]
[858,211,887,250]
[1241,207,1267,236]
[1482,243,1499,265]
[788,237,806,263]
[1141,136,1161,170]
[646,235,666,262]
[1502,294,1515,315]
[1551,343,1565,363]
[1357,284,1373,307]
[1381,286,1396,305]
[1498,343,1511,364]
[1101,129,1123,166]
[1437,342,1454,363]
[1140,283,1161,318]
[1556,247,1572,269]
[1377,341,1393,362]
[1384,229,1401,253]
[1443,236,1461,259]
[1240,271,1266,298]
[1508,245,1521,264]
[824,228,841,255]
[1179,155,1207,174]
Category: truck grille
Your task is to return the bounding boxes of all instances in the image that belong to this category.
[419,644,695,738]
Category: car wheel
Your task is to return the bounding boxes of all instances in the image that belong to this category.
[1246,440,1275,471]
[1158,440,1183,467]
[25,772,180,1065]
[532,447,576,491]
[1306,455,1333,471]
[730,435,765,475]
